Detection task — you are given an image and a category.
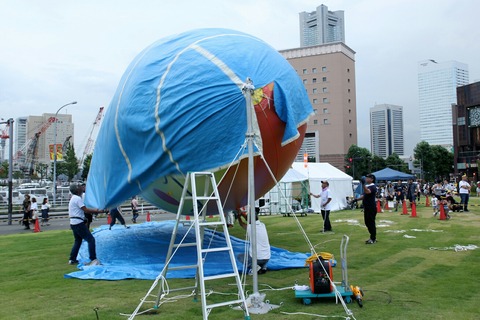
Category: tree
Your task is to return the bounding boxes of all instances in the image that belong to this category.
[64,145,79,181]
[371,155,386,172]
[385,153,409,173]
[345,145,373,180]
[431,145,454,179]
[413,141,453,181]
[0,161,8,179]
[81,154,92,180]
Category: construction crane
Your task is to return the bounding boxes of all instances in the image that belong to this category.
[62,135,72,154]
[79,107,104,168]
[14,117,57,173]
[14,117,57,161]
[24,132,41,176]
[0,123,10,161]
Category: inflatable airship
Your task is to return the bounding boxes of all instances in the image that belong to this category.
[85,28,313,213]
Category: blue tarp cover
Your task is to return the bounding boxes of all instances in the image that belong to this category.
[65,221,309,280]
[85,28,312,209]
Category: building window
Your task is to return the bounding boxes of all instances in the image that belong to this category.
[349,133,352,138]
[303,79,307,85]
[322,66,327,72]
[323,119,329,125]
[312,68,317,73]
[347,79,350,83]
[349,109,351,113]
[312,88,317,94]
[312,78,317,83]
[313,109,318,114]
[313,119,318,124]
[323,87,328,93]
[323,108,328,114]
[349,119,352,124]
[347,68,350,73]
[302,69,307,74]
[313,99,318,104]
[323,98,329,103]
[348,89,351,93]
[322,77,327,82]
[348,99,351,103]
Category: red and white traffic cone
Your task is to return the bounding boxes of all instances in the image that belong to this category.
[410,203,418,218]
[402,201,409,215]
[34,219,41,233]
[439,203,447,220]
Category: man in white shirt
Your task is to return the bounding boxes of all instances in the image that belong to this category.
[238,211,271,274]
[310,181,333,232]
[458,175,471,212]
[68,183,106,266]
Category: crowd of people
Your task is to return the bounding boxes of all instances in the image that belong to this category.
[374,175,473,214]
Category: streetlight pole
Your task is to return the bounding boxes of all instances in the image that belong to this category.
[53,101,77,206]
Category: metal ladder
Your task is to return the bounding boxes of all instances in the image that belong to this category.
[155,171,250,319]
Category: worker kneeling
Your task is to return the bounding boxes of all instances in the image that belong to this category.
[237,210,271,275]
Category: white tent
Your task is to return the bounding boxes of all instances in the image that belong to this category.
[266,168,309,214]
[291,162,353,211]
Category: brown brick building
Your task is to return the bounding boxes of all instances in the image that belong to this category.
[453,81,480,180]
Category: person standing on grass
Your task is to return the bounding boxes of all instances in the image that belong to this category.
[131,196,139,223]
[108,206,130,230]
[310,180,333,232]
[458,175,471,212]
[68,183,106,266]
[355,174,378,244]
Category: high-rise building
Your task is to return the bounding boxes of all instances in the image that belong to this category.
[299,4,345,47]
[452,81,480,176]
[370,104,404,158]
[29,113,74,166]
[418,60,469,147]
[279,42,357,170]
[14,117,27,167]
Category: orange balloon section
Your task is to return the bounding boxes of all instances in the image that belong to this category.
[217,83,307,211]
[142,83,306,214]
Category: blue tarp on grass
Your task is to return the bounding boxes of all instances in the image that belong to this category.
[64,221,309,280]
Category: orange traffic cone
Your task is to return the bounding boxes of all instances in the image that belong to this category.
[425,195,430,207]
[34,219,41,233]
[410,203,418,218]
[401,201,408,215]
[376,200,382,213]
[107,214,112,225]
[439,203,447,220]
[146,211,151,222]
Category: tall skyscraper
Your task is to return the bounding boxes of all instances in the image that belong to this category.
[370,104,404,158]
[299,4,345,47]
[14,117,27,168]
[279,42,357,170]
[418,60,469,147]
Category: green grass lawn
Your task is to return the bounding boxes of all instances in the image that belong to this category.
[1,197,479,320]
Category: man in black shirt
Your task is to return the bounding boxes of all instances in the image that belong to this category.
[356,173,378,244]
[394,180,405,212]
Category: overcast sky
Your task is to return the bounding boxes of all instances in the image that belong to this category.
[1,0,479,157]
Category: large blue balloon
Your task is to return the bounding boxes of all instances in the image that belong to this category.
[85,28,312,211]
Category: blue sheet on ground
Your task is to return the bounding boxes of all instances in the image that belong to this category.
[65,221,309,280]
